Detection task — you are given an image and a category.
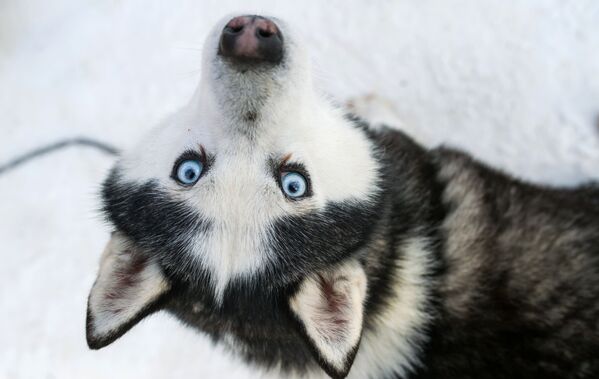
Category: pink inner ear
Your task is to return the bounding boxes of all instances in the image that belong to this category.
[115,253,146,286]
[102,253,147,310]
[316,275,353,341]
[87,233,171,349]
[319,275,346,312]
[290,262,367,378]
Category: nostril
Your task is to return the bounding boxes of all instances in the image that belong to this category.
[224,16,249,34]
[225,25,244,34]
[257,28,274,38]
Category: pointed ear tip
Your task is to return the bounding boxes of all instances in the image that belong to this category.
[86,336,105,350]
[321,363,352,379]
[319,349,358,379]
[85,325,106,350]
[85,326,109,350]
[86,322,116,350]
[85,307,108,350]
[325,368,350,379]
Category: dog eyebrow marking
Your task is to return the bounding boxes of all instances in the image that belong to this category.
[281,153,293,166]
[198,144,207,157]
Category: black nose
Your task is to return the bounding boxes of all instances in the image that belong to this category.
[218,15,283,64]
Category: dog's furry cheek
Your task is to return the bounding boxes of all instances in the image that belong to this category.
[289,261,367,379]
[86,233,171,349]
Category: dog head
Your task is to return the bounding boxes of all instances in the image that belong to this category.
[87,15,382,378]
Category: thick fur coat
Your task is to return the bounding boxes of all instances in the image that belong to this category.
[86,15,599,379]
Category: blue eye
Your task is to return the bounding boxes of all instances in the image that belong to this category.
[281,172,307,198]
[175,159,203,185]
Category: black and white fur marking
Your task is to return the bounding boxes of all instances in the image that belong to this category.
[86,14,599,379]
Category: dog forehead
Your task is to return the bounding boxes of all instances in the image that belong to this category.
[118,104,379,206]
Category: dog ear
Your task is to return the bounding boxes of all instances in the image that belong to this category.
[289,261,367,379]
[86,233,171,349]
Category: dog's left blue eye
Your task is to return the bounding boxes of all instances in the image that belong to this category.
[175,160,203,185]
[281,172,307,198]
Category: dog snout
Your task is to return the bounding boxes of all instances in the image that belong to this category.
[218,15,283,64]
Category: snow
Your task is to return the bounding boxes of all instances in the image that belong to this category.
[0,1,597,378]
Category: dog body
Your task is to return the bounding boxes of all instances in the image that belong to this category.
[86,15,599,379]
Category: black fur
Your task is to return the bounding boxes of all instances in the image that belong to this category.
[102,169,212,279]
[266,199,382,285]
[412,148,599,379]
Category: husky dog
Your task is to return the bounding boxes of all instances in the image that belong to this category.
[86,14,599,379]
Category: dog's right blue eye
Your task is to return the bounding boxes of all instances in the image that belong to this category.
[281,172,308,198]
[175,160,203,185]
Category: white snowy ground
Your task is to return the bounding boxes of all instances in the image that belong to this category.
[0,1,598,378]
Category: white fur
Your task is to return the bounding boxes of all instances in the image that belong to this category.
[116,16,381,298]
[88,234,170,339]
[347,238,435,379]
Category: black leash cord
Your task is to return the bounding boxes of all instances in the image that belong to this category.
[0,138,119,176]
